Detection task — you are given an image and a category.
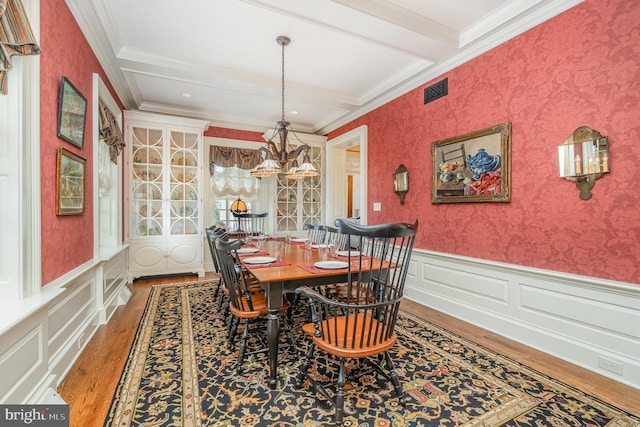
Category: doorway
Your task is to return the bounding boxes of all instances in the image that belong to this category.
[325,125,367,226]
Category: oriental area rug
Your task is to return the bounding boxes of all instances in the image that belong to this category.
[104,280,640,426]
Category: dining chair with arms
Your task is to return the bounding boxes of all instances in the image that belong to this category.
[294,218,418,425]
[215,237,298,374]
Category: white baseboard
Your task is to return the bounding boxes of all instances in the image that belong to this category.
[32,385,66,405]
[404,249,640,389]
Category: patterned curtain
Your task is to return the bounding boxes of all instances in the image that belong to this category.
[98,98,125,164]
[209,145,261,174]
[0,0,41,94]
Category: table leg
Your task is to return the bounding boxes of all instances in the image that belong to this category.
[265,282,283,389]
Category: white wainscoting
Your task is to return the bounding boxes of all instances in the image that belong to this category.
[2,246,638,403]
[404,249,640,389]
[0,248,129,403]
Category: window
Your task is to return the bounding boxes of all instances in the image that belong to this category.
[0,0,40,299]
[209,163,258,229]
[204,138,266,231]
[93,74,123,255]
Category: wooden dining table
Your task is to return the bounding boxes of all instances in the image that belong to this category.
[240,240,360,389]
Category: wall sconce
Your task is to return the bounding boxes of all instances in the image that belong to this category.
[393,164,409,204]
[558,126,609,200]
[230,197,248,213]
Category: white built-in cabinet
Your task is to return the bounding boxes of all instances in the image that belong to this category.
[125,111,209,280]
[275,144,324,233]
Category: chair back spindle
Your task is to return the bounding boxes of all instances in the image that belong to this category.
[305,223,327,245]
[233,212,268,240]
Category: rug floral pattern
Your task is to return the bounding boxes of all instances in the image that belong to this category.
[104,281,640,426]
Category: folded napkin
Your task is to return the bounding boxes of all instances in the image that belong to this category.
[297,263,320,274]
[243,260,291,269]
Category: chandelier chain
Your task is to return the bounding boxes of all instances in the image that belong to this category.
[281,39,285,122]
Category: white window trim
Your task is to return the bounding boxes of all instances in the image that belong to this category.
[204,136,272,224]
[23,0,41,297]
[92,73,123,258]
[0,0,41,335]
[0,0,41,300]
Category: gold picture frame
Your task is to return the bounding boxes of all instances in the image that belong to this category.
[431,122,511,204]
[56,147,86,215]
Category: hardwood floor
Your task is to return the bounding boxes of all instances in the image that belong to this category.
[57,274,640,426]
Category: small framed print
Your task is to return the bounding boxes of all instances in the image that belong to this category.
[57,76,87,148]
[56,147,86,215]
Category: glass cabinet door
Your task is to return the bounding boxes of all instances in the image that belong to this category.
[169,130,200,235]
[275,145,323,233]
[276,176,297,232]
[131,126,164,237]
[301,145,322,226]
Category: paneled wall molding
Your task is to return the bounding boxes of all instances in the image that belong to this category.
[0,249,129,403]
[404,249,640,389]
[2,245,638,403]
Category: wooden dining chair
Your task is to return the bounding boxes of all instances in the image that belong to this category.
[233,212,268,239]
[207,225,235,304]
[215,237,298,374]
[305,223,328,245]
[208,228,262,318]
[326,226,348,251]
[294,218,418,425]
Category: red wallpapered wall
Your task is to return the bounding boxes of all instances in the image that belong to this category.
[40,0,123,285]
[39,0,638,286]
[328,0,640,284]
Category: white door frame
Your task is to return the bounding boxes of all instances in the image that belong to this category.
[325,125,367,226]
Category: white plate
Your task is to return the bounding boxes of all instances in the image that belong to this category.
[311,244,329,249]
[237,247,260,254]
[290,238,307,243]
[243,256,277,265]
[336,250,360,257]
[314,260,349,270]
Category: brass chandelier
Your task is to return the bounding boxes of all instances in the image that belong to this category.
[251,36,319,179]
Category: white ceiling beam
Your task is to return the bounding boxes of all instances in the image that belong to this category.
[240,0,452,61]
[331,0,459,46]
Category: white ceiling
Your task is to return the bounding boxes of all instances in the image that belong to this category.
[66,0,582,135]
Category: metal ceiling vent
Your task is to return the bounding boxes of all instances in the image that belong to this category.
[424,78,448,104]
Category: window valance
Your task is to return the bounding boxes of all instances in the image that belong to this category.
[0,0,41,94]
[98,98,125,164]
[209,145,261,174]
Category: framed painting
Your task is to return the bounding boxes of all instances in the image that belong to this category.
[57,76,87,148]
[431,122,511,204]
[56,147,86,215]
